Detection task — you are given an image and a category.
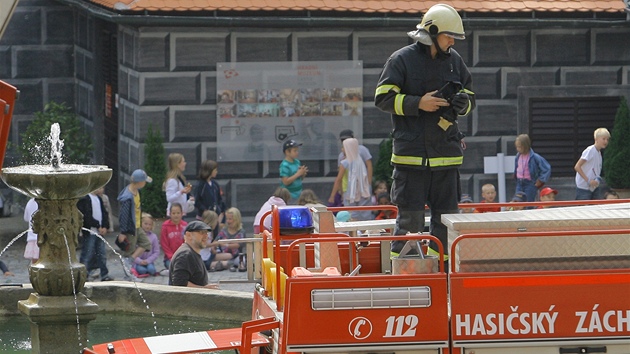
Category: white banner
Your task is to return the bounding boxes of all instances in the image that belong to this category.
[216,61,363,162]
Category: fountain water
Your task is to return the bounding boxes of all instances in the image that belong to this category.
[1,124,112,354]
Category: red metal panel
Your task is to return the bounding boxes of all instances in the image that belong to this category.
[282,275,449,348]
[450,270,630,344]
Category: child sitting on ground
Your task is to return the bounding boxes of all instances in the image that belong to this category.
[200,210,220,271]
[210,207,246,272]
[473,184,501,213]
[132,213,160,277]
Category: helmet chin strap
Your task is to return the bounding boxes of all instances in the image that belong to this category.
[430,35,451,59]
[427,25,451,59]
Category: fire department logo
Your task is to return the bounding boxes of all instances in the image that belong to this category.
[348,317,372,340]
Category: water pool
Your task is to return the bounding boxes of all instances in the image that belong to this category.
[0,312,240,353]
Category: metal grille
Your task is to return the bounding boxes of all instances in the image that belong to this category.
[311,287,431,310]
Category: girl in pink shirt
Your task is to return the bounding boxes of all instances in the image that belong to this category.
[160,203,187,269]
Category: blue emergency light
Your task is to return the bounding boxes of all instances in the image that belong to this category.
[277,206,314,235]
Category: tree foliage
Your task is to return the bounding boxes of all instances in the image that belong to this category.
[374,136,393,186]
[603,96,630,189]
[19,102,93,165]
[141,125,167,218]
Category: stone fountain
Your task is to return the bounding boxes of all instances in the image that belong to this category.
[0,124,112,354]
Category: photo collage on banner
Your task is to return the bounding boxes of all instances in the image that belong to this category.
[216,61,363,162]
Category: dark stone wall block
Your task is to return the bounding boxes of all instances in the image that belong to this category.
[594,32,630,65]
[471,69,500,99]
[565,68,620,86]
[0,47,11,78]
[15,47,73,78]
[173,108,215,142]
[13,80,43,114]
[46,9,74,45]
[203,75,216,105]
[474,103,517,136]
[534,32,589,66]
[1,9,41,45]
[297,36,351,61]
[137,108,169,142]
[175,36,227,70]
[454,36,472,66]
[460,137,501,174]
[358,36,409,68]
[236,36,288,63]
[504,68,559,98]
[363,106,392,139]
[476,33,529,66]
[143,75,200,105]
[362,72,379,102]
[221,162,261,179]
[48,80,75,107]
[137,35,168,70]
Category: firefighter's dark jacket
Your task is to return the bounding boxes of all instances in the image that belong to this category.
[375,42,475,170]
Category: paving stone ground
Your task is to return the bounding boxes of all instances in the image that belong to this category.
[0,213,256,293]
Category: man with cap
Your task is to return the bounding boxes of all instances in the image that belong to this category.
[169,220,219,289]
[117,169,154,277]
[374,4,476,264]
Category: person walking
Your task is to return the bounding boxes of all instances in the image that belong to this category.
[374,3,475,261]
[116,169,153,277]
[574,128,610,200]
[513,134,551,202]
[77,190,113,281]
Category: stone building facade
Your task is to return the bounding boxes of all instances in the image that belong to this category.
[1,1,629,230]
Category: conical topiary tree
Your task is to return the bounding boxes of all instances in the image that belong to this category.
[603,96,630,189]
[141,125,167,218]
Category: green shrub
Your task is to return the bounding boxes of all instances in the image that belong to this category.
[374,136,393,186]
[603,96,630,189]
[141,125,167,218]
[19,102,93,165]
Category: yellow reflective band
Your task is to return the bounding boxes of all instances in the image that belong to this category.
[375,84,401,96]
[427,247,448,261]
[394,94,405,115]
[428,156,463,167]
[458,88,474,116]
[391,154,424,166]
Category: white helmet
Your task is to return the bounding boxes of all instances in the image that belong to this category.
[408,4,465,45]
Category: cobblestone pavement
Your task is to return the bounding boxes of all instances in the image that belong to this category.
[0,214,256,293]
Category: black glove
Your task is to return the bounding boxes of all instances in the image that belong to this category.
[451,92,469,114]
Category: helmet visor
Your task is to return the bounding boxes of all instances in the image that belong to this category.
[443,32,465,40]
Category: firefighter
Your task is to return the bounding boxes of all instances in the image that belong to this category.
[374,3,476,264]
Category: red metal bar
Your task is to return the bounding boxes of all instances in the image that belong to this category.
[0,81,18,169]
[239,317,279,354]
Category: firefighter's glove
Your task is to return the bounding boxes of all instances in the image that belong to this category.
[451,93,469,114]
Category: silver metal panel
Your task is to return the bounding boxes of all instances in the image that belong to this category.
[442,203,630,272]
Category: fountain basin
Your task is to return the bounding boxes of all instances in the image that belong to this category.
[0,164,112,200]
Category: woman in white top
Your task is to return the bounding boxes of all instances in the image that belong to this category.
[164,153,193,216]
